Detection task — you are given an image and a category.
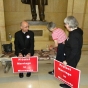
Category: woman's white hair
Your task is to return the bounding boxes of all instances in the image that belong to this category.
[64,16,79,28]
[47,22,56,31]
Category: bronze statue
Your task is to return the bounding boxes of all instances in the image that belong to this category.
[21,0,48,21]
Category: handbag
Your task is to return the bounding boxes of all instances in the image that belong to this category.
[2,43,12,52]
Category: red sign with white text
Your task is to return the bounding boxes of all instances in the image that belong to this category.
[54,60,81,88]
[11,56,38,73]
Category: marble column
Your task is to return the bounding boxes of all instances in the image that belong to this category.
[0,0,6,53]
[0,0,6,41]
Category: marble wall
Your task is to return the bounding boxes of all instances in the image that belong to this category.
[1,0,88,50]
[0,0,6,53]
[2,0,68,50]
[0,0,6,41]
[3,0,68,40]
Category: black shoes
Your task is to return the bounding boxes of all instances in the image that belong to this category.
[59,84,71,88]
[19,72,31,78]
[19,73,24,78]
[26,72,31,77]
[48,71,54,75]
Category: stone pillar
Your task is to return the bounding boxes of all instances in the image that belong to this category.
[67,0,74,16]
[0,0,6,53]
[0,0,6,41]
[67,0,86,28]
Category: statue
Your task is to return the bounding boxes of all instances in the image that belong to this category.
[21,0,48,21]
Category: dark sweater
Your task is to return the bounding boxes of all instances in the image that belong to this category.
[64,27,83,67]
[14,30,34,56]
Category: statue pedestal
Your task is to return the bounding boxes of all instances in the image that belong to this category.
[26,20,48,25]
[27,21,54,50]
[27,20,49,41]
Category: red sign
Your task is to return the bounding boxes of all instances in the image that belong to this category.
[54,60,81,88]
[11,56,38,73]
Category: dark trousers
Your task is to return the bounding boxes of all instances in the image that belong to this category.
[53,43,65,72]
[56,43,65,62]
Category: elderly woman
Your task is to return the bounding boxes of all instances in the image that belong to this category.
[47,22,67,75]
[59,16,83,88]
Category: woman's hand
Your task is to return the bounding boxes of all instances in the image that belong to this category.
[63,61,67,66]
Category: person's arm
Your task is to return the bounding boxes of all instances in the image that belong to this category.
[54,40,58,47]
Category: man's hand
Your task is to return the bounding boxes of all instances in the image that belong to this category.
[25,53,31,58]
[63,61,67,66]
[18,53,23,57]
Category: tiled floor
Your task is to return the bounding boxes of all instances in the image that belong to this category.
[0,51,88,88]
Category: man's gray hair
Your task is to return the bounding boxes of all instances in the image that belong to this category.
[64,16,79,28]
[47,22,56,31]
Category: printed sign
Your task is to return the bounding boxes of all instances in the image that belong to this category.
[11,56,38,73]
[54,60,81,88]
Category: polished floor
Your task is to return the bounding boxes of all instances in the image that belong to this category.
[0,51,88,88]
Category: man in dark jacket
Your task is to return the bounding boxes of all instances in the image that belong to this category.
[21,0,48,21]
[14,21,34,78]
